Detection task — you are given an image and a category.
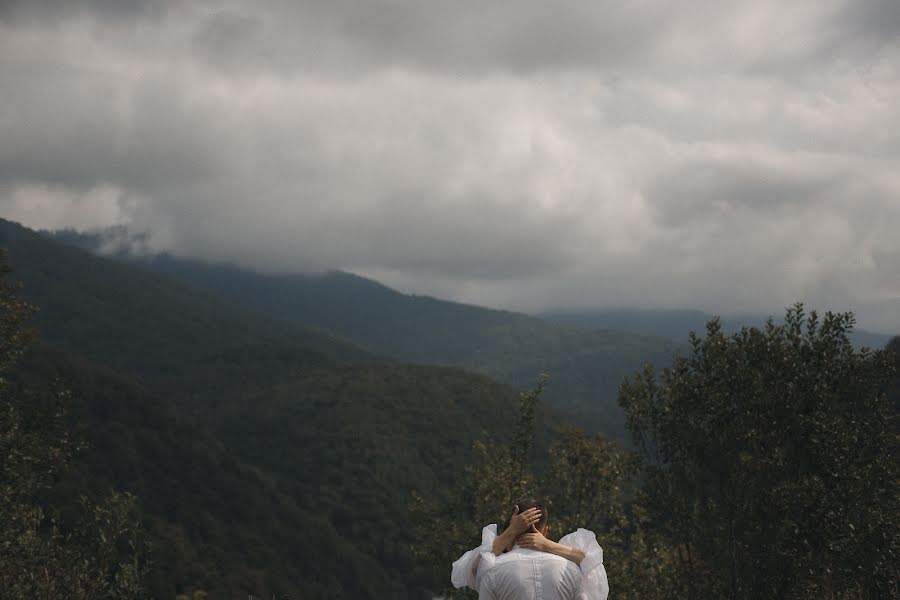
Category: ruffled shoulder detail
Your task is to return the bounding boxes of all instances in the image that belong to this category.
[480,523,498,546]
[559,528,604,574]
[559,528,609,600]
[451,524,497,590]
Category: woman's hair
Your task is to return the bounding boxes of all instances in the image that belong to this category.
[510,498,548,531]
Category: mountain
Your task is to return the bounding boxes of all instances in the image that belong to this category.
[46,227,679,437]
[1,219,547,598]
[542,309,897,351]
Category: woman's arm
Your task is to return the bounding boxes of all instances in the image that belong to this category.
[491,505,542,555]
[515,531,586,565]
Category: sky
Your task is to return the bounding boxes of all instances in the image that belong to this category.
[0,0,898,332]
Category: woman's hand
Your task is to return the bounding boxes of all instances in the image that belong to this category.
[508,505,542,536]
[492,505,543,555]
[516,527,553,552]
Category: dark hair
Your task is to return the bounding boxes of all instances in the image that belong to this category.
[510,498,547,531]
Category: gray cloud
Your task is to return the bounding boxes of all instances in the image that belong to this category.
[0,0,898,332]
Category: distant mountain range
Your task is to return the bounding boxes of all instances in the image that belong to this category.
[47,226,680,438]
[43,225,897,436]
[541,309,895,351]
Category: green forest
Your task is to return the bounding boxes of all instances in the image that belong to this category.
[2,218,898,599]
[48,227,679,439]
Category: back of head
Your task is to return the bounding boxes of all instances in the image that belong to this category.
[488,501,582,600]
[510,498,548,531]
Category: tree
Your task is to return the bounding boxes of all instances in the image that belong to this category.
[0,250,149,599]
[412,378,546,597]
[537,429,685,600]
[619,306,899,599]
[887,336,899,413]
[413,376,659,598]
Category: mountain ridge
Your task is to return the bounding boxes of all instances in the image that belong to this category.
[542,308,896,351]
[44,225,679,438]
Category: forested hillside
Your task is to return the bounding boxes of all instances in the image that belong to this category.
[49,227,677,437]
[4,220,896,598]
[1,219,555,598]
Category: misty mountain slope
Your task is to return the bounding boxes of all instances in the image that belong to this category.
[48,227,679,437]
[2,219,554,597]
[1,219,374,381]
[131,255,675,433]
[541,309,718,342]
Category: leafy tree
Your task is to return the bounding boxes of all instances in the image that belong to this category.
[540,428,630,537]
[538,429,685,600]
[619,306,899,599]
[414,377,658,598]
[412,378,546,597]
[0,251,149,599]
[887,336,899,410]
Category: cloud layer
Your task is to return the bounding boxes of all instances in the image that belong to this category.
[1,1,898,331]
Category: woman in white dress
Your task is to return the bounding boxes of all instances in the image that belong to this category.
[451,499,609,600]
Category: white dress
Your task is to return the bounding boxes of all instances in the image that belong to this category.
[451,524,610,600]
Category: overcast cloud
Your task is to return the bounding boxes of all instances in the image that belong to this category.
[0,0,898,331]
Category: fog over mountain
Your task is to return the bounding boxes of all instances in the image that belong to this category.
[1,0,898,331]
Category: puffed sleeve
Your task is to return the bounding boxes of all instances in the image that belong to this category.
[559,528,609,600]
[451,523,498,590]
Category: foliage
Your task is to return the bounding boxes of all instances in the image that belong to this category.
[0,251,31,375]
[413,377,671,599]
[421,307,898,600]
[540,428,630,536]
[411,379,546,597]
[0,250,149,599]
[538,428,683,600]
[619,306,899,599]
